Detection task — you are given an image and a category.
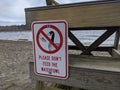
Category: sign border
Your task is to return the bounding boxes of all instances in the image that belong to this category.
[32,20,68,79]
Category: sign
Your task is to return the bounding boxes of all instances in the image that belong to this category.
[32,20,68,79]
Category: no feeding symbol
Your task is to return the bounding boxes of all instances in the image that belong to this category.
[36,24,63,54]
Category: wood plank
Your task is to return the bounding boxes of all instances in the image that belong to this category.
[69,45,113,51]
[29,55,120,90]
[25,0,120,29]
[114,29,120,49]
[69,27,120,30]
[111,49,120,58]
[82,29,116,55]
[69,55,120,72]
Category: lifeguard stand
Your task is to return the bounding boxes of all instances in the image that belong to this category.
[25,0,120,90]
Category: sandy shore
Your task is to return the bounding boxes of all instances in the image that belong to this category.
[0,40,34,90]
[0,40,119,90]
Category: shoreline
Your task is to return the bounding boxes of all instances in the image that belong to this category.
[0,29,31,32]
[0,40,120,55]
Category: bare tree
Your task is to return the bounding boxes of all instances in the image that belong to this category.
[46,0,59,6]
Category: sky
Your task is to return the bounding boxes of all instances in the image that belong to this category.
[0,0,97,26]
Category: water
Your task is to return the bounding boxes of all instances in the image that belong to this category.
[0,30,117,46]
[0,31,32,41]
[71,30,116,46]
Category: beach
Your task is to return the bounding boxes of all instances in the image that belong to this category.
[0,40,119,90]
[0,40,34,90]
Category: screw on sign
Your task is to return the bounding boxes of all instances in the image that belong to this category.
[36,25,63,54]
[32,20,68,79]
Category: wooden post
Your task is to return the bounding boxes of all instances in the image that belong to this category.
[114,28,120,49]
[111,49,120,58]
[35,80,44,90]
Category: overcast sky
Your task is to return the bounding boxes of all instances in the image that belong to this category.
[0,0,97,26]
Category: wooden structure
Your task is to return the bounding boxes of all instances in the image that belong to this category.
[30,55,120,90]
[25,0,120,90]
[25,0,120,55]
[25,0,120,28]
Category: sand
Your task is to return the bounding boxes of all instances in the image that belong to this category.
[0,40,34,90]
[0,40,119,90]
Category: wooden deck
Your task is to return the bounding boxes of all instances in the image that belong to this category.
[25,0,120,29]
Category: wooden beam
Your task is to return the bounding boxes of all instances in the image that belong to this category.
[69,26,120,31]
[82,29,116,55]
[25,0,120,29]
[111,49,120,58]
[68,31,86,51]
[114,28,120,49]
[69,45,113,51]
[29,55,120,90]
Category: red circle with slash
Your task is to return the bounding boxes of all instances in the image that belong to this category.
[36,25,63,54]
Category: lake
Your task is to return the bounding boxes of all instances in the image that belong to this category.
[0,30,117,46]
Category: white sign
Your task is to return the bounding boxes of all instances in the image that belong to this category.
[32,20,68,79]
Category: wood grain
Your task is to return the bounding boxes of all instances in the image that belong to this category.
[25,1,120,29]
[29,55,120,90]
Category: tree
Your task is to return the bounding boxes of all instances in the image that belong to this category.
[46,0,59,6]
